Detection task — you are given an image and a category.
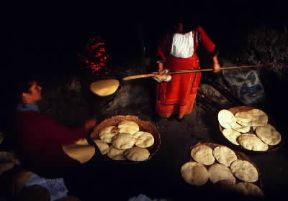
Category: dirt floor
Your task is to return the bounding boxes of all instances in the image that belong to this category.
[26,66,288,201]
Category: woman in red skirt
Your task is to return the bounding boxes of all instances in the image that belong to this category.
[155,21,221,119]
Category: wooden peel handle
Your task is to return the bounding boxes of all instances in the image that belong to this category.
[122,73,157,81]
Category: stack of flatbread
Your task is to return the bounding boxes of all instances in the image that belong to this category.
[180,143,264,197]
[218,107,282,151]
[91,120,155,162]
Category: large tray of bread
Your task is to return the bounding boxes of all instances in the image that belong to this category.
[218,106,283,152]
[90,115,161,163]
[180,142,264,198]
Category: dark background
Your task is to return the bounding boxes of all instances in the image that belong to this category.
[1,1,288,200]
[1,0,288,133]
[1,0,288,73]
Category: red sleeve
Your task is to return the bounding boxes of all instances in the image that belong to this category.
[156,33,173,61]
[196,26,216,54]
[36,113,86,145]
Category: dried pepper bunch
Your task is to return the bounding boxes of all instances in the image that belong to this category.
[80,36,108,73]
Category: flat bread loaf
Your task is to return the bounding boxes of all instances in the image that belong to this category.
[107,147,126,160]
[125,147,150,161]
[230,159,258,182]
[218,109,236,129]
[234,111,253,126]
[191,144,215,165]
[237,134,269,151]
[118,120,140,135]
[255,124,281,145]
[74,138,89,145]
[90,79,119,97]
[222,128,241,145]
[94,140,110,155]
[99,126,118,143]
[112,133,136,150]
[247,109,268,127]
[134,131,154,148]
[234,182,264,197]
[213,146,237,167]
[181,161,209,186]
[231,122,251,133]
[62,145,95,163]
[208,163,236,184]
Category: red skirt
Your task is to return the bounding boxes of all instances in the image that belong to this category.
[156,55,201,118]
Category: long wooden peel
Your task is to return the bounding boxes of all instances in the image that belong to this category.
[122,64,265,81]
[90,64,266,97]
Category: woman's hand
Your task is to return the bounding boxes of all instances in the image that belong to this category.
[212,56,221,73]
[84,118,97,132]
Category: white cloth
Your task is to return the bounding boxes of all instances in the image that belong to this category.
[170,31,194,58]
[25,173,68,201]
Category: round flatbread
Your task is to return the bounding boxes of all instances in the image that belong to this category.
[234,111,253,126]
[117,120,139,135]
[237,134,269,151]
[98,126,118,143]
[231,122,251,133]
[218,109,236,129]
[208,163,236,184]
[230,159,259,182]
[107,147,126,160]
[222,128,241,145]
[234,182,264,197]
[94,140,110,155]
[134,131,154,148]
[74,138,89,145]
[90,79,119,97]
[255,124,281,146]
[213,146,237,167]
[191,144,215,165]
[180,161,209,186]
[112,133,136,150]
[125,147,150,161]
[247,109,268,127]
[62,145,95,164]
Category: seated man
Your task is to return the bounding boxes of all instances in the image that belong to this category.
[14,78,97,176]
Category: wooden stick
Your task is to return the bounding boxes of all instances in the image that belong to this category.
[122,64,265,81]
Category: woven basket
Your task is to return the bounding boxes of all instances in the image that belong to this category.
[90,115,161,163]
[188,142,263,191]
[219,106,284,153]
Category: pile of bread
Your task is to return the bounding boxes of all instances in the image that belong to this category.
[91,120,155,161]
[218,108,282,151]
[181,143,264,197]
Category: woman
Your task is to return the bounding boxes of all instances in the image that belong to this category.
[155,20,221,119]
